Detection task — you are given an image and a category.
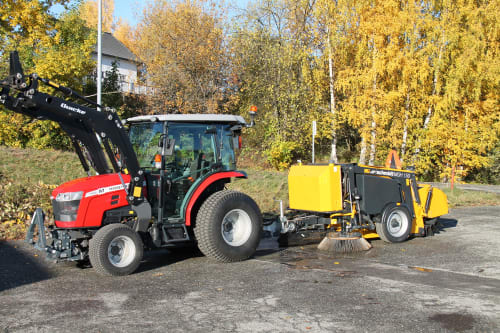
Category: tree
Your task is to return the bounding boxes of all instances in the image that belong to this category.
[102,61,124,108]
[83,60,124,109]
[315,0,366,164]
[0,1,68,75]
[80,0,115,32]
[114,18,136,54]
[134,0,230,114]
[230,0,328,169]
[235,0,499,175]
[413,0,500,180]
[0,4,96,149]
[1,0,497,179]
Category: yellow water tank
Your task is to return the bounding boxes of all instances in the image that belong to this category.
[288,164,343,212]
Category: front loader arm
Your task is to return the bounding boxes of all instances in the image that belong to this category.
[61,123,110,175]
[0,51,151,231]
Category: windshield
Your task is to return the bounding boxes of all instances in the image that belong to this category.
[165,123,236,171]
[128,122,164,168]
[166,123,216,162]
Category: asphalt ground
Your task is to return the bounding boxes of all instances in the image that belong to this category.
[1,206,499,332]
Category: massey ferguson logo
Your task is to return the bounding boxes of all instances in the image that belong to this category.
[84,183,129,198]
[61,103,86,115]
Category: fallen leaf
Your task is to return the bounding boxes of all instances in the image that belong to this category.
[410,266,432,272]
[152,272,164,277]
[334,262,340,265]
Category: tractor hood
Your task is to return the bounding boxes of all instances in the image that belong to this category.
[51,173,131,199]
[51,173,132,228]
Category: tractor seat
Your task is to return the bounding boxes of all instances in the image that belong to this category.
[189,152,204,181]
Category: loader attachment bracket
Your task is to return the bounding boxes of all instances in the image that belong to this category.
[25,208,87,261]
[25,208,47,252]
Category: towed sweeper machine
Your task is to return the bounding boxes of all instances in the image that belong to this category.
[278,161,449,252]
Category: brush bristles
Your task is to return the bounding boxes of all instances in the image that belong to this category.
[317,233,372,253]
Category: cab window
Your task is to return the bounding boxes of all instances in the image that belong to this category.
[219,125,236,170]
[164,123,217,173]
[128,122,163,168]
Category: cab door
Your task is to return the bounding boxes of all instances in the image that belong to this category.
[162,123,218,220]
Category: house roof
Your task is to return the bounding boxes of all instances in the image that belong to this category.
[94,32,137,62]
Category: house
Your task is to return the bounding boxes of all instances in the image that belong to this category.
[92,32,146,94]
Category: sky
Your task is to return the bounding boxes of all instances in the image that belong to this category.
[114,1,143,26]
[52,0,251,27]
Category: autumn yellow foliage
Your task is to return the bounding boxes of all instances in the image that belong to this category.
[0,0,498,181]
[133,0,230,114]
[0,1,96,150]
[80,0,115,32]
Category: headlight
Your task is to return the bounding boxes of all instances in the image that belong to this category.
[53,192,83,222]
[55,191,83,202]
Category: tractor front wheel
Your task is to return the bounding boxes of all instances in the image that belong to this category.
[194,190,262,262]
[89,224,143,276]
[376,205,412,243]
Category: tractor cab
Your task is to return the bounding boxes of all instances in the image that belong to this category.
[126,114,245,224]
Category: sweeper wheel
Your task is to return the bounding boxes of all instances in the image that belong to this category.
[376,205,412,243]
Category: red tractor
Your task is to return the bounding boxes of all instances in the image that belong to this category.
[1,52,262,275]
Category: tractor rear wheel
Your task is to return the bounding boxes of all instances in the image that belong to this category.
[376,205,412,243]
[89,224,143,276]
[194,190,262,262]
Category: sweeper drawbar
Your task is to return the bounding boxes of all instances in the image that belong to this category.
[278,162,449,253]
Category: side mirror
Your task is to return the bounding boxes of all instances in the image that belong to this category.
[205,126,217,134]
[232,136,240,150]
[164,138,175,156]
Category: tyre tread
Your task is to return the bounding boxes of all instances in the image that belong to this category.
[194,190,261,263]
[376,205,412,243]
[375,222,390,243]
[89,223,143,276]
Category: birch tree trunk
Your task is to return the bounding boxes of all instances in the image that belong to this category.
[368,41,377,166]
[327,28,338,163]
[401,92,410,164]
[359,136,367,164]
[414,32,444,159]
[369,117,376,165]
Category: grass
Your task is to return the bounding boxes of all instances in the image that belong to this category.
[228,168,289,214]
[0,146,85,240]
[0,146,85,185]
[442,188,500,207]
[1,145,498,240]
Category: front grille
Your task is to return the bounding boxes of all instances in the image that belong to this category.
[52,199,81,222]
